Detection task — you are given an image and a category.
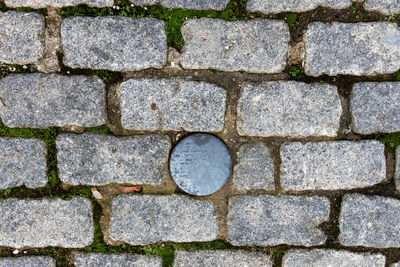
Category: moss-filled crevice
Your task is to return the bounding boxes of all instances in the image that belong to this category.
[0,64,30,80]
[57,0,268,49]
[0,2,47,15]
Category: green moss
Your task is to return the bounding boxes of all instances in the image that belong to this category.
[86,125,111,134]
[93,70,121,84]
[286,65,305,81]
[0,65,29,80]
[395,71,400,81]
[376,133,400,149]
[0,3,47,15]
[58,0,260,49]
[14,6,47,15]
[285,13,299,28]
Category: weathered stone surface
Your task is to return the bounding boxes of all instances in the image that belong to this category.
[396,146,400,190]
[350,82,400,134]
[237,81,342,137]
[130,0,229,10]
[61,17,167,71]
[5,0,112,8]
[57,133,170,186]
[0,12,44,65]
[282,249,386,267]
[232,143,274,191]
[0,257,55,267]
[0,74,106,128]
[73,252,162,267]
[339,194,400,248]
[110,195,218,245]
[174,250,273,267]
[280,141,386,191]
[180,19,289,73]
[364,0,400,15]
[247,0,351,13]
[227,195,330,246]
[304,22,400,76]
[0,197,93,248]
[0,138,47,189]
[119,79,226,131]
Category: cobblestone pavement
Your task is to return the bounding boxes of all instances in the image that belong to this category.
[0,0,400,266]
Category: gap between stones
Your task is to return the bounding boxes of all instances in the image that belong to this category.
[0,0,400,266]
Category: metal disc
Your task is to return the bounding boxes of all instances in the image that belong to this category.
[169,133,232,196]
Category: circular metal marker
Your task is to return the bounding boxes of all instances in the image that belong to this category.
[169,133,232,196]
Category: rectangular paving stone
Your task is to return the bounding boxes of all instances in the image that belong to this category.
[0,74,106,128]
[237,81,342,137]
[109,195,218,245]
[304,22,400,76]
[180,19,289,73]
[280,141,386,191]
[339,193,400,248]
[0,257,55,267]
[57,133,170,186]
[247,0,351,14]
[0,138,46,189]
[227,195,330,246]
[5,0,112,8]
[0,12,44,65]
[396,146,400,191]
[73,252,162,267]
[61,17,167,71]
[130,0,229,10]
[350,82,400,134]
[0,197,93,248]
[364,0,400,15]
[119,79,226,131]
[233,143,275,191]
[174,250,272,267]
[282,249,385,267]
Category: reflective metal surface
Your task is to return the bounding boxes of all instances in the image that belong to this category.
[169,133,232,196]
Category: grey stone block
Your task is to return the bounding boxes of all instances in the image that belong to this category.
[119,79,226,131]
[396,146,400,191]
[5,0,112,8]
[227,195,330,246]
[174,250,272,267]
[57,133,170,186]
[0,12,44,65]
[247,0,351,13]
[237,81,342,137]
[304,22,400,76]
[0,138,47,189]
[130,0,229,10]
[0,197,93,248]
[282,249,386,267]
[339,194,400,248]
[280,141,386,191]
[0,74,106,128]
[392,263,400,267]
[73,252,162,267]
[61,17,167,71]
[232,143,274,191]
[0,257,55,267]
[364,0,400,15]
[180,18,289,73]
[350,82,400,134]
[109,195,218,245]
